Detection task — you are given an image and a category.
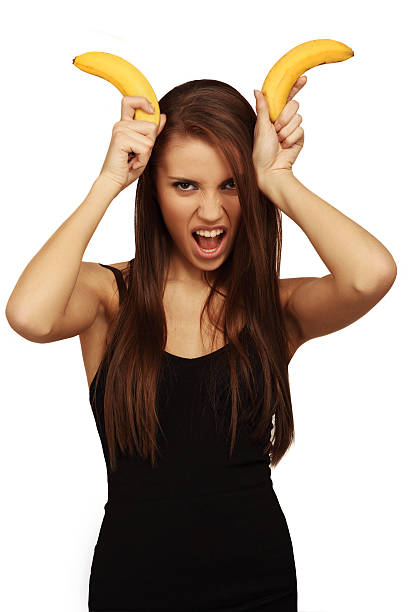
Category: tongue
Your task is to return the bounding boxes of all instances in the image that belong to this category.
[196,234,219,249]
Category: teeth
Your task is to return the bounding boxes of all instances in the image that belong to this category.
[194,229,224,238]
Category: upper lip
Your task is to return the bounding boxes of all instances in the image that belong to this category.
[191,225,227,233]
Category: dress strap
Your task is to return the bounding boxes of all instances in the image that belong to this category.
[98,263,126,305]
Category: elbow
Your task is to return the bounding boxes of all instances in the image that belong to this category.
[5,304,51,341]
[353,259,397,294]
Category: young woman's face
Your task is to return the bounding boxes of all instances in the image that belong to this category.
[155,136,242,284]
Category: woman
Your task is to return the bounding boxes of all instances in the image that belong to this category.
[5,77,397,611]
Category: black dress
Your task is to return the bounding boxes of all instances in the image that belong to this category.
[88,260,298,611]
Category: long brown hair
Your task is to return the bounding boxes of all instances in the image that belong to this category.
[91,79,294,473]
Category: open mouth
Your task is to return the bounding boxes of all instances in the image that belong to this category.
[191,230,227,259]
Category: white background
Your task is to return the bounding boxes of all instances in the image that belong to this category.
[1,1,406,611]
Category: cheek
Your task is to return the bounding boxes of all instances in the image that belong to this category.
[234,197,242,213]
[159,199,189,237]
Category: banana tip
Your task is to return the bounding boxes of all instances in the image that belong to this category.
[72,57,76,64]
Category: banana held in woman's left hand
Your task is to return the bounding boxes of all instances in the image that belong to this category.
[252,76,307,185]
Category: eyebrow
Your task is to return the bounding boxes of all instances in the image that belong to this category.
[168,176,234,185]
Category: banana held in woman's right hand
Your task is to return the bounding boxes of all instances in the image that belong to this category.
[99,96,166,192]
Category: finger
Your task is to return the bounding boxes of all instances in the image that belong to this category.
[125,114,165,164]
[274,100,300,131]
[123,113,166,141]
[280,126,304,148]
[121,118,157,137]
[125,132,153,163]
[119,126,156,149]
[276,113,303,142]
[287,75,307,101]
[121,95,155,121]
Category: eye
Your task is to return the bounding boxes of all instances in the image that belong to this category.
[172,181,195,191]
[224,180,236,190]
[172,180,236,192]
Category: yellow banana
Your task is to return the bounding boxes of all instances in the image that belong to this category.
[72,51,160,125]
[261,39,354,122]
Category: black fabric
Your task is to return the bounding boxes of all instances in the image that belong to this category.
[88,261,297,611]
[98,263,127,304]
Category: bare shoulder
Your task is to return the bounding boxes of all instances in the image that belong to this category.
[98,260,132,316]
[80,259,131,388]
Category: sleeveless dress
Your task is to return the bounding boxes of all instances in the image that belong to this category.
[88,259,298,611]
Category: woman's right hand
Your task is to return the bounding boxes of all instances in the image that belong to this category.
[98,96,166,193]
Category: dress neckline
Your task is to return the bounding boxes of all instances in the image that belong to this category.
[163,343,227,362]
[163,324,247,363]
[89,326,247,395]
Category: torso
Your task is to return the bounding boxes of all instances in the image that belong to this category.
[80,261,300,389]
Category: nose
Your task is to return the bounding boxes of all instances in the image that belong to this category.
[197,190,224,221]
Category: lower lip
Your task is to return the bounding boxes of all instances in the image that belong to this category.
[191,232,228,260]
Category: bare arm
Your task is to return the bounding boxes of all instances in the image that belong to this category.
[5,175,120,339]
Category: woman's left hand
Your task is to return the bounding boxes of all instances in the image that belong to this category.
[252,75,306,184]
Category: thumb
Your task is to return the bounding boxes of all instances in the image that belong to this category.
[254,89,272,128]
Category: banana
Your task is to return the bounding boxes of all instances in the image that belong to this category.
[73,42,354,131]
[72,51,160,125]
[261,39,354,122]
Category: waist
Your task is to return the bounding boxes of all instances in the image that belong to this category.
[105,457,272,506]
[93,479,292,578]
